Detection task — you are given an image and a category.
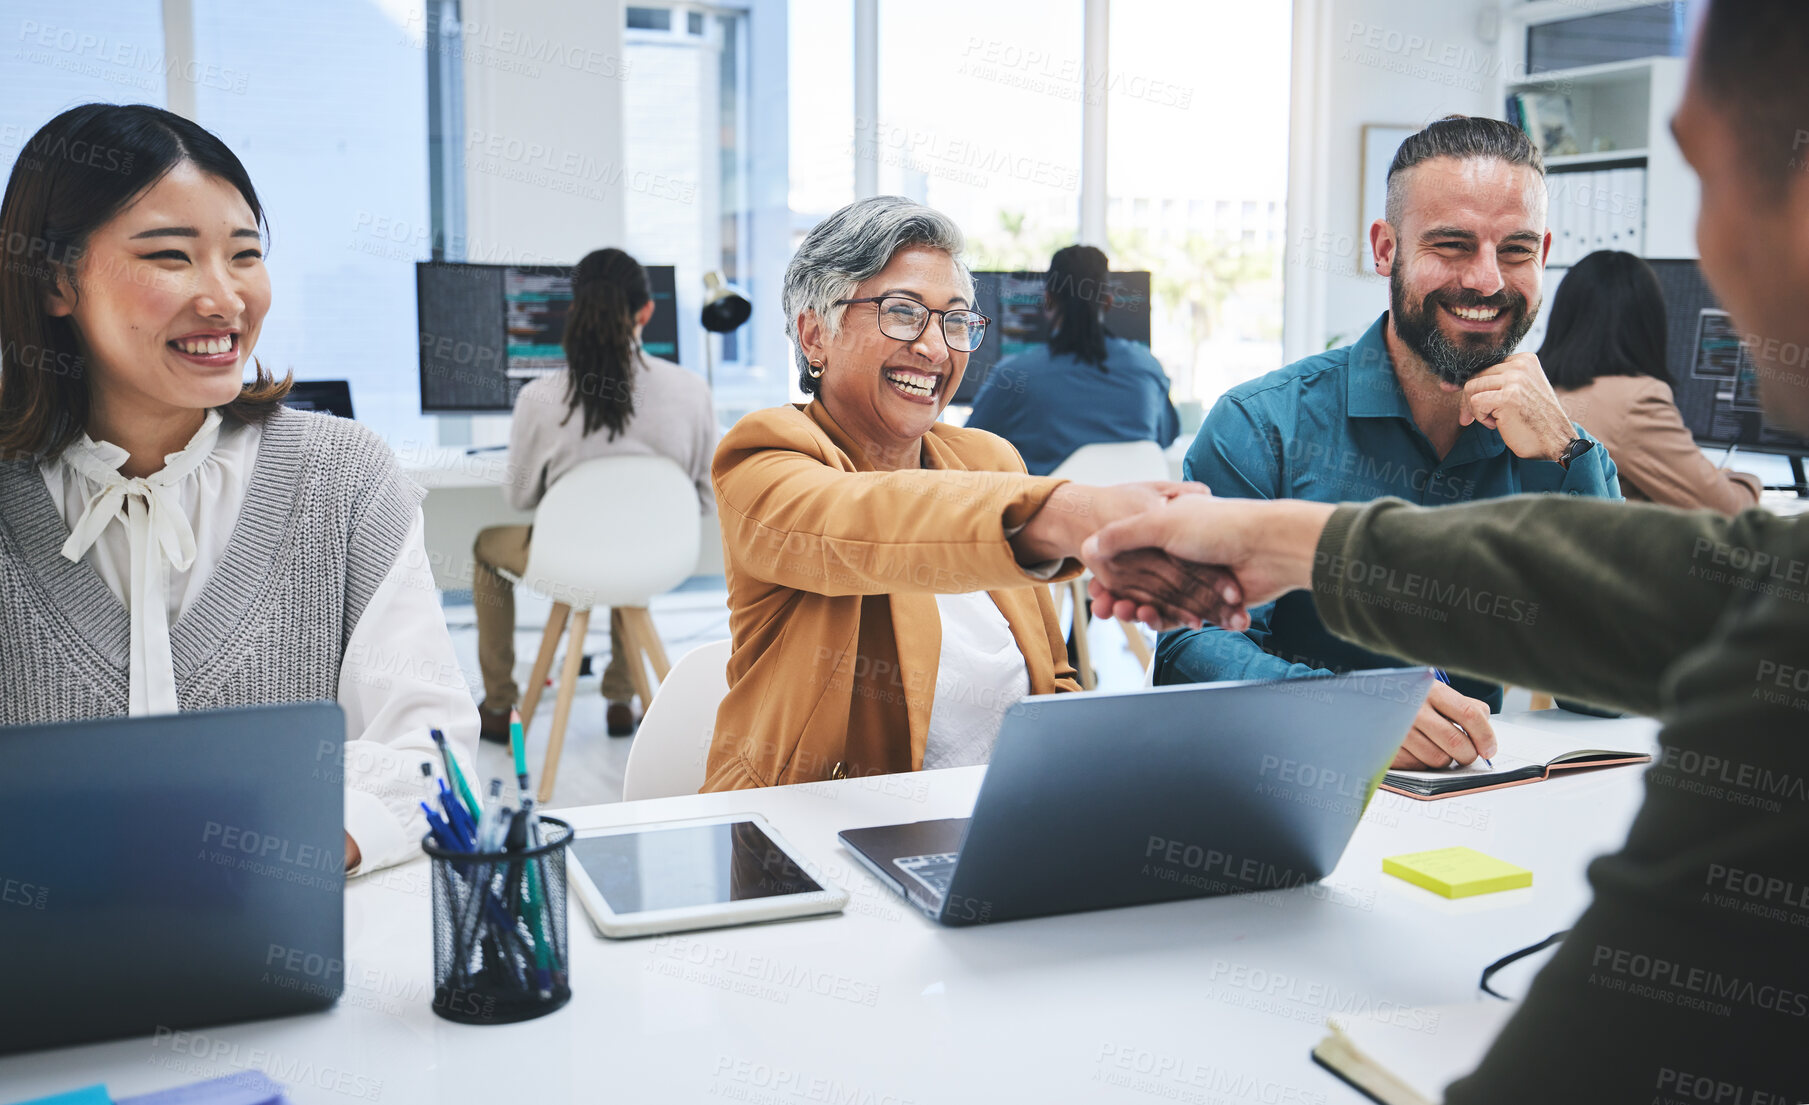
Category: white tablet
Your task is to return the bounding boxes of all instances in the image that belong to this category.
[566,812,849,939]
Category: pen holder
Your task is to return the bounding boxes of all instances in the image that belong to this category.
[424,816,573,1024]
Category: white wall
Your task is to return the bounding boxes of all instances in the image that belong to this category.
[458,0,629,263]
[1286,0,1500,358]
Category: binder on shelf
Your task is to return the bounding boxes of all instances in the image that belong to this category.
[1588,171,1611,257]
[1546,174,1576,269]
[1611,166,1647,255]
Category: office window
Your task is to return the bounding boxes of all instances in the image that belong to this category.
[627,7,672,32]
[425,0,465,261]
[1107,0,1290,407]
[621,6,769,414]
[787,0,855,223]
[876,0,1083,270]
[192,0,433,447]
[688,10,705,35]
[1,1,165,181]
[1525,3,1700,74]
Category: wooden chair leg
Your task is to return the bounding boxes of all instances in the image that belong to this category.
[1068,577,1095,691]
[520,602,570,730]
[538,607,591,805]
[628,607,671,682]
[1119,618,1153,669]
[617,608,657,708]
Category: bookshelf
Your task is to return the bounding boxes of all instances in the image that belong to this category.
[1496,8,1699,263]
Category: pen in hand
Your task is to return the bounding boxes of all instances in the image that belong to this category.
[1434,669,1493,768]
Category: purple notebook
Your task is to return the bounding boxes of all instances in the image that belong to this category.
[114,1073,288,1105]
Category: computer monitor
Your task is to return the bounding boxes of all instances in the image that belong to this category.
[951,270,1153,405]
[1651,259,1809,457]
[416,262,680,413]
[282,379,355,419]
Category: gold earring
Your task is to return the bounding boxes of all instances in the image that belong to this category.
[807,358,825,379]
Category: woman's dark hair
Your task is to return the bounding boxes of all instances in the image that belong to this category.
[0,103,289,461]
[1536,250,1671,391]
[1045,244,1112,369]
[561,247,651,439]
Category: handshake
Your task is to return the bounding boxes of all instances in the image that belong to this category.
[1013,481,1339,633]
[1014,482,1501,772]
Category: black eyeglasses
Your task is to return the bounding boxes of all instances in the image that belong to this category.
[834,296,990,352]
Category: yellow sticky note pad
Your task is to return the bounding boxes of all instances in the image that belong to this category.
[1383,847,1532,899]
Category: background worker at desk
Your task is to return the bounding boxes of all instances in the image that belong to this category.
[1087,2,1809,1092]
[1543,249,1765,514]
[473,248,718,740]
[964,244,1180,476]
[1156,115,1619,769]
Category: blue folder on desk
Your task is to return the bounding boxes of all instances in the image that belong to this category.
[9,1074,288,1105]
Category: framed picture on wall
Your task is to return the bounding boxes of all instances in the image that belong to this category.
[1360,124,1417,273]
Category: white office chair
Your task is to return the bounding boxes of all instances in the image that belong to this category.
[1047,440,1168,688]
[621,638,732,801]
[514,456,701,803]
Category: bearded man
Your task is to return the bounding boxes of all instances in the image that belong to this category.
[1154,114,1620,770]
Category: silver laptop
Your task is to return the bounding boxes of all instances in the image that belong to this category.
[0,702,346,1053]
[839,668,1433,926]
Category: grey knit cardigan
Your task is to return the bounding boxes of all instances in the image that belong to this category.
[0,407,420,725]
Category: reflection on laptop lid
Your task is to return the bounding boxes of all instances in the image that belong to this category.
[840,668,1434,926]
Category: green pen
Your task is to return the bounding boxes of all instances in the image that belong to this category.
[509,709,530,798]
[431,727,482,821]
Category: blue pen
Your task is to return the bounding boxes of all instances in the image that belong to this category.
[419,802,464,851]
[1433,669,1492,767]
[438,780,478,846]
[435,780,461,836]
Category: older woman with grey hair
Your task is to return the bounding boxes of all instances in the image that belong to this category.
[703,196,1225,791]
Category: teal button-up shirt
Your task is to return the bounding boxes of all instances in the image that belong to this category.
[1155,313,1621,706]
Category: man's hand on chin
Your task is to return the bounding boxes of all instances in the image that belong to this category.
[1459,352,1578,463]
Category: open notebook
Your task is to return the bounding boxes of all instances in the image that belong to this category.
[1381,719,1651,801]
[1312,1001,1517,1105]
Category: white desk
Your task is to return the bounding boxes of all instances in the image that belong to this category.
[0,710,1658,1104]
[396,445,724,593]
[1760,489,1809,517]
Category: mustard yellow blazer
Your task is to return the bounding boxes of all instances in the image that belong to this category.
[703,401,1082,791]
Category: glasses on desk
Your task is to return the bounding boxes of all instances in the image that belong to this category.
[835,296,990,352]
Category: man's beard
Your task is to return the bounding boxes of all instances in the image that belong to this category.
[1389,267,1536,386]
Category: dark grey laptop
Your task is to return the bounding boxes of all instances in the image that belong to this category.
[839,668,1434,926]
[0,702,347,1053]
[282,379,355,419]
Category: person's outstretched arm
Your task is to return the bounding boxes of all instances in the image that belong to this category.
[715,409,1236,604]
[1087,494,1790,716]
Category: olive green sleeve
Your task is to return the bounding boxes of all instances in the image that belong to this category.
[1310,495,1801,713]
